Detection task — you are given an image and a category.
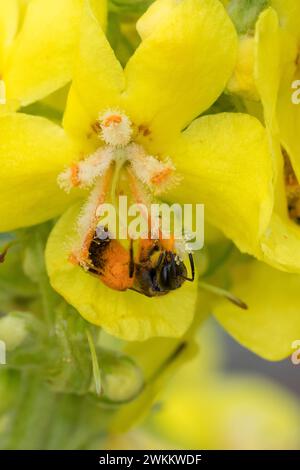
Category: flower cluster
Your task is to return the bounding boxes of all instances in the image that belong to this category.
[0,0,299,450]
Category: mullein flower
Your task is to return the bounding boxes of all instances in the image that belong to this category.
[227,1,300,273]
[215,1,300,361]
[0,0,106,112]
[0,0,273,340]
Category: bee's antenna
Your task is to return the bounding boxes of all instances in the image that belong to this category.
[188,253,195,281]
[180,253,195,282]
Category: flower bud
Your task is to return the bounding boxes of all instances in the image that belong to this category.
[94,353,144,404]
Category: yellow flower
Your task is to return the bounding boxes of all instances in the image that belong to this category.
[214,255,300,360]
[227,2,300,273]
[150,327,300,450]
[0,0,106,110]
[0,0,273,340]
[171,223,300,361]
[151,375,300,449]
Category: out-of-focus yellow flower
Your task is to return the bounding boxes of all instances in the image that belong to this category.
[0,0,273,341]
[107,326,300,449]
[152,326,300,449]
[150,375,300,450]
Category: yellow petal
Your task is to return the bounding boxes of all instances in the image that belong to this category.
[248,9,300,273]
[271,0,300,38]
[63,83,102,149]
[257,144,300,274]
[0,0,19,72]
[166,113,274,256]
[4,0,83,106]
[227,8,280,123]
[46,202,198,341]
[0,113,81,231]
[0,99,19,115]
[90,0,107,31]
[255,7,281,131]
[260,213,300,273]
[214,259,300,360]
[136,0,178,40]
[63,0,124,140]
[276,63,300,179]
[122,0,237,144]
[227,35,259,101]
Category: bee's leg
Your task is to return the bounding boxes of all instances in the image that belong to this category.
[129,239,135,278]
[180,253,195,282]
[155,251,165,269]
[169,252,177,277]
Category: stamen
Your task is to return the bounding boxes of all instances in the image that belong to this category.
[75,169,112,263]
[128,143,180,194]
[58,147,114,192]
[99,109,133,147]
[103,115,122,126]
[71,164,80,187]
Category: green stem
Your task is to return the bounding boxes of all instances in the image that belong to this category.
[86,329,102,396]
[38,275,56,327]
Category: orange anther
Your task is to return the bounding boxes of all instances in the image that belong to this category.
[71,164,80,187]
[150,167,172,185]
[103,115,122,127]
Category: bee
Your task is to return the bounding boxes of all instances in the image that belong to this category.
[80,228,194,297]
[130,238,194,297]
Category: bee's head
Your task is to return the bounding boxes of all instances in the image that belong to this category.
[157,251,187,291]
